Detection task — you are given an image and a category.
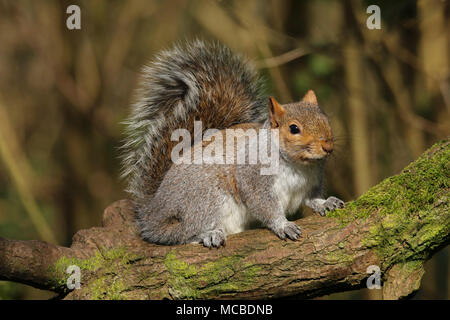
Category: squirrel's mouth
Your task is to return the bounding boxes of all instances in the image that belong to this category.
[300,152,329,163]
[295,143,332,162]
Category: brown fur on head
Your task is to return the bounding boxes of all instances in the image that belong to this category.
[269,90,333,163]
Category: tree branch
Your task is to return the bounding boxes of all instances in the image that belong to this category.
[0,139,448,300]
[0,238,74,292]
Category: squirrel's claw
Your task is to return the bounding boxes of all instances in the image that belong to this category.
[309,196,344,216]
[271,220,302,241]
[200,229,226,248]
[324,196,345,211]
[284,221,302,240]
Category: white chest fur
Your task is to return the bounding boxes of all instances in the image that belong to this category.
[221,195,249,235]
[220,161,320,236]
[273,161,319,216]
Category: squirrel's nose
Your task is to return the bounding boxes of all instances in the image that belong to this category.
[321,140,333,154]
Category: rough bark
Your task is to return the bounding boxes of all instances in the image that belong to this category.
[0,139,448,300]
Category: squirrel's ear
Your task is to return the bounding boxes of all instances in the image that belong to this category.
[268,97,285,127]
[301,90,318,105]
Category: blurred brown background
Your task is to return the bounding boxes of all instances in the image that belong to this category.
[0,0,448,299]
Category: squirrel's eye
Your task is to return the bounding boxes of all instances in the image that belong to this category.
[289,124,300,134]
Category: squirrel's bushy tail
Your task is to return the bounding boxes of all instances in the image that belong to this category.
[121,40,266,203]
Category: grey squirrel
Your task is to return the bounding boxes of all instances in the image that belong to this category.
[121,40,344,248]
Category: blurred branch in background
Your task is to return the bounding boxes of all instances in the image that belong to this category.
[418,0,449,96]
[343,37,373,197]
[0,99,56,244]
[255,47,310,69]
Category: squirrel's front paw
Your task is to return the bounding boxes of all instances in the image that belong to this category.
[323,196,345,212]
[314,196,345,216]
[200,229,226,248]
[271,220,302,241]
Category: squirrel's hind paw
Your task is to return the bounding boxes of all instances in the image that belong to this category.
[200,229,226,248]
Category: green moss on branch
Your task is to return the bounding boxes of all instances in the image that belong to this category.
[328,139,449,267]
